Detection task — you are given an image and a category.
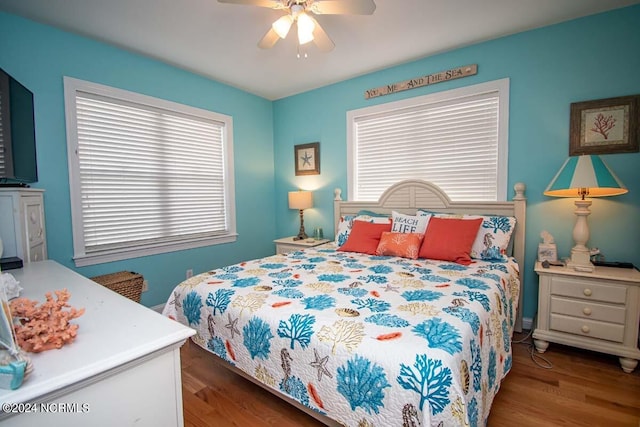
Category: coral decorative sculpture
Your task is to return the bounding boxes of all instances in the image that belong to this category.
[10,289,85,353]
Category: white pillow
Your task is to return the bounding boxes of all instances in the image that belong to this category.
[391,211,431,235]
[334,215,355,246]
[469,215,516,261]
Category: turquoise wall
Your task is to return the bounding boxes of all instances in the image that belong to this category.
[273,6,640,321]
[2,6,639,321]
[0,12,276,307]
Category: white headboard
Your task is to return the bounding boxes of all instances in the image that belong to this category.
[334,179,527,332]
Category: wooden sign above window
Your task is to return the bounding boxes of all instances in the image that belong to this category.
[365,64,478,100]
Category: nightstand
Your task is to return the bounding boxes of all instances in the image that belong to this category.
[533,261,640,373]
[274,236,330,254]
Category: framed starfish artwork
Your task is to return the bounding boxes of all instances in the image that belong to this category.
[294,142,320,176]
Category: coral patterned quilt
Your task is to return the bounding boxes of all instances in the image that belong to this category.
[163,243,520,426]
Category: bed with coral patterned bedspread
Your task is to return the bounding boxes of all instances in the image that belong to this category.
[163,180,526,427]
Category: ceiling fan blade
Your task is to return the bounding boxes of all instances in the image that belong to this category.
[309,0,376,15]
[310,18,335,52]
[217,0,283,9]
[258,27,280,49]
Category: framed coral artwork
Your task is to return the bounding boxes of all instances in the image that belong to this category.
[569,95,639,155]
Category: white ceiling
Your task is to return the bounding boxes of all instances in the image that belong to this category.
[1,0,638,100]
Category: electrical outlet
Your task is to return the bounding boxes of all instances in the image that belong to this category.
[186,269,193,279]
[142,280,149,292]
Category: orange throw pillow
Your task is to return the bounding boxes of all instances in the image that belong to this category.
[376,232,423,259]
[338,220,392,255]
[418,217,483,265]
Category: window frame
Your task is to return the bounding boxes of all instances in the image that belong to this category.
[64,77,236,267]
[347,78,510,202]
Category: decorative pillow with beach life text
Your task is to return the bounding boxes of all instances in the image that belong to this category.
[391,211,431,235]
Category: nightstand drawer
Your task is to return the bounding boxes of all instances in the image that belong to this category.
[550,277,627,304]
[550,314,625,343]
[550,296,626,324]
[277,243,304,254]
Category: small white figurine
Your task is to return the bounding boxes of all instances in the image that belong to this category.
[540,230,555,244]
[538,230,558,262]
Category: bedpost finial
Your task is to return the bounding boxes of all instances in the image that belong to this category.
[334,188,342,201]
[513,182,526,200]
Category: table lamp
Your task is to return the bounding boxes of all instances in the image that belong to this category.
[288,190,313,240]
[544,155,627,272]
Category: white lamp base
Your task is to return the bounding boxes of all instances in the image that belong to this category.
[566,258,594,273]
[567,199,594,272]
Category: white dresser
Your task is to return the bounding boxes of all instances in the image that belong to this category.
[533,261,640,373]
[0,188,47,263]
[0,261,195,426]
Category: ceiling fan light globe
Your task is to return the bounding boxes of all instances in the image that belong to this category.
[272,14,293,38]
[297,12,315,32]
[298,29,314,45]
[297,12,315,44]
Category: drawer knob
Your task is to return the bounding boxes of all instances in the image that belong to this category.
[583,307,592,316]
[30,211,37,224]
[581,325,590,334]
[583,288,592,297]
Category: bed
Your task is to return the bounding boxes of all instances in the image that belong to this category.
[163,179,526,426]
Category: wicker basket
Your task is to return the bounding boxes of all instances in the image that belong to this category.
[90,271,143,303]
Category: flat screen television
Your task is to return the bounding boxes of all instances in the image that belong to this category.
[0,67,38,185]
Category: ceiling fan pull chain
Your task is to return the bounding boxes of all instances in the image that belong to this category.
[296,44,308,59]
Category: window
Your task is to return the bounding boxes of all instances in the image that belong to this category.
[347,79,509,201]
[64,77,235,267]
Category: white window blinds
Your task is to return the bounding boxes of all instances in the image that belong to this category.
[348,79,509,201]
[65,77,235,266]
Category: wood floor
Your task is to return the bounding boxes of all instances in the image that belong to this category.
[180,332,640,426]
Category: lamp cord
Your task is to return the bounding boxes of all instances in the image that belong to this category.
[513,314,553,370]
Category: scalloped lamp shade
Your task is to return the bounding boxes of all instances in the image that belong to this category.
[544,155,627,271]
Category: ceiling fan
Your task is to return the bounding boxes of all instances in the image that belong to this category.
[218,0,376,53]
